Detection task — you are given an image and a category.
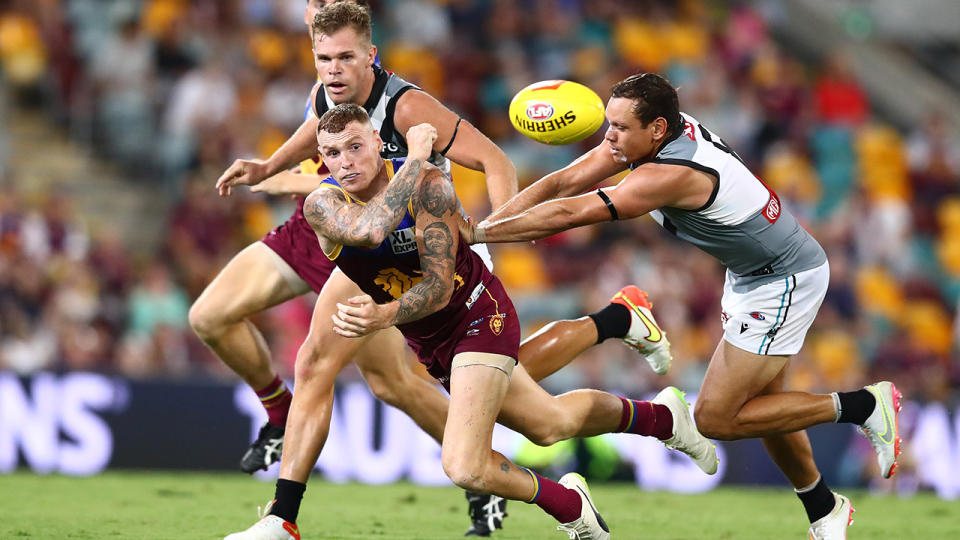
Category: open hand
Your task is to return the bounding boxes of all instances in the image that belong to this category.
[216,159,270,197]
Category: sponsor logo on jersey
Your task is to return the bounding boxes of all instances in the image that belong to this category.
[513,111,577,134]
[720,310,730,325]
[466,328,480,336]
[383,142,401,153]
[526,102,554,121]
[465,282,486,309]
[682,120,696,141]
[763,191,781,223]
[390,227,417,255]
[749,311,765,321]
[740,322,749,334]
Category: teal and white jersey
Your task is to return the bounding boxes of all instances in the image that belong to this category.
[633,113,826,292]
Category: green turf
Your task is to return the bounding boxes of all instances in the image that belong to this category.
[0,471,955,539]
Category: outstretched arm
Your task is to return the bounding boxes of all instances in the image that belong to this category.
[485,141,627,222]
[470,163,712,243]
[304,124,438,247]
[216,84,324,196]
[250,170,327,197]
[332,168,460,336]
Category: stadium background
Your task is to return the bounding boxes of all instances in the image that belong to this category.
[1,0,959,503]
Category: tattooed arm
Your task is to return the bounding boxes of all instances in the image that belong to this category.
[391,168,460,324]
[304,123,438,248]
[331,168,460,337]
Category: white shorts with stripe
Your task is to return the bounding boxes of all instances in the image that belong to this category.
[720,262,829,356]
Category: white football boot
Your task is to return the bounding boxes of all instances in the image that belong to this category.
[653,387,719,475]
[610,286,672,375]
[857,381,903,478]
[224,500,300,540]
[808,493,855,540]
[556,473,610,540]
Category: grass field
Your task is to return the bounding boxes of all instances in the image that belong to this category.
[1,471,955,539]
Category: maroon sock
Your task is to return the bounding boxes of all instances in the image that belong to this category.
[256,376,292,427]
[523,469,582,523]
[617,396,673,441]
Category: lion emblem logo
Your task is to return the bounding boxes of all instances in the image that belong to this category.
[490,314,504,335]
[375,268,422,300]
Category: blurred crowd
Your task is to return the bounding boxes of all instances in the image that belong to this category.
[0,0,958,410]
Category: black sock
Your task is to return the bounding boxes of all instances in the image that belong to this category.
[835,389,876,425]
[588,303,631,343]
[796,476,835,523]
[270,479,306,523]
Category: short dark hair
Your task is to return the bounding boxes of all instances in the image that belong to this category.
[611,73,681,136]
[317,103,371,135]
[311,1,372,43]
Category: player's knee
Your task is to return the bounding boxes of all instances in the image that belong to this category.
[364,371,402,407]
[188,300,221,339]
[693,402,735,441]
[441,453,486,492]
[523,420,568,447]
[294,339,338,382]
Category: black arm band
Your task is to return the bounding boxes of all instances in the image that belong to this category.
[439,117,462,155]
[596,189,619,221]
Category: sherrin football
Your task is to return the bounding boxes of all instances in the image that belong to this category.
[509,80,605,145]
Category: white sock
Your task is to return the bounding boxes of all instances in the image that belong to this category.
[795,474,822,494]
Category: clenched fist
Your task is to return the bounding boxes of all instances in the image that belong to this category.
[405,123,438,162]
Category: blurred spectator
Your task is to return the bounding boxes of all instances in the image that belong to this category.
[126,263,189,337]
[88,15,156,166]
[162,54,237,178]
[0,2,47,88]
[813,51,870,127]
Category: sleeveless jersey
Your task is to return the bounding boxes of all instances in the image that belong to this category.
[310,65,495,270]
[635,113,826,292]
[310,65,451,174]
[317,176,494,340]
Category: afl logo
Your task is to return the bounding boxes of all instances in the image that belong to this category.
[526,102,554,121]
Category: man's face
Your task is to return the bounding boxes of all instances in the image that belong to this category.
[317,120,384,196]
[313,27,376,104]
[603,97,663,163]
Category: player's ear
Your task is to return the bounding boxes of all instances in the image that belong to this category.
[367,45,377,67]
[654,117,668,140]
[372,129,383,152]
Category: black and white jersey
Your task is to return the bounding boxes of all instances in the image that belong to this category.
[633,113,826,292]
[311,65,451,174]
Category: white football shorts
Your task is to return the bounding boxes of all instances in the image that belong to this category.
[721,262,829,356]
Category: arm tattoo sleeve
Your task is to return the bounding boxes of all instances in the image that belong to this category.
[391,172,460,325]
[303,159,425,247]
[393,222,455,324]
[413,169,458,219]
